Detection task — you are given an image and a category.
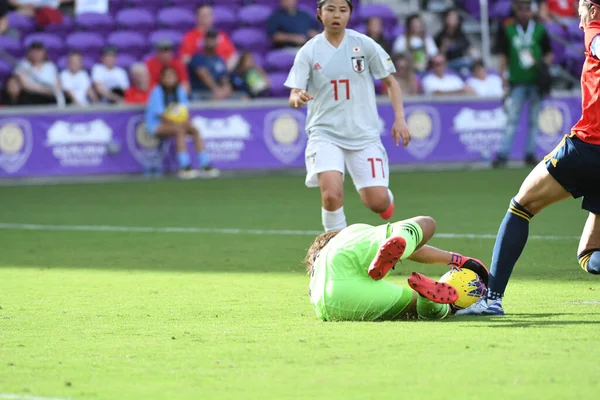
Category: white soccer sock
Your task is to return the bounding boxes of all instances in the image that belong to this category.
[322,206,347,232]
[387,189,394,205]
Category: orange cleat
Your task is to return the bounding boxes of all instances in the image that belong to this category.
[379,201,394,220]
[368,236,406,280]
[407,272,459,304]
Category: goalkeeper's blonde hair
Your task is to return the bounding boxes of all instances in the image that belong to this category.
[303,229,342,275]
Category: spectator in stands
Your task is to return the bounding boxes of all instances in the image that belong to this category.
[8,0,71,27]
[91,45,130,104]
[538,0,578,26]
[267,0,319,50]
[0,75,24,105]
[188,29,233,101]
[435,8,473,75]
[145,66,219,179]
[232,51,270,98]
[421,54,473,96]
[392,14,438,73]
[59,51,97,106]
[366,16,391,54]
[0,1,19,39]
[465,60,504,97]
[391,54,420,95]
[124,63,150,105]
[492,0,553,168]
[146,39,189,93]
[179,5,238,70]
[15,41,66,105]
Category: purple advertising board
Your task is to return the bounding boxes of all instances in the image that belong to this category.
[0,97,582,178]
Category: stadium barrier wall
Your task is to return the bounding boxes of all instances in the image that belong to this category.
[0,95,582,178]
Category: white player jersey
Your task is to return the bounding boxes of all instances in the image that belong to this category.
[284,29,396,150]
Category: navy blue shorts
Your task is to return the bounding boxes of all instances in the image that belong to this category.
[544,134,600,214]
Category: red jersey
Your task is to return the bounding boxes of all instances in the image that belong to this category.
[179,29,237,64]
[124,87,149,104]
[572,21,600,145]
[146,57,189,89]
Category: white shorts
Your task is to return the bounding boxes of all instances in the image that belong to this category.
[304,140,389,191]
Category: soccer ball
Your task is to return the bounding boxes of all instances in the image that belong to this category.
[439,268,486,309]
[165,104,189,124]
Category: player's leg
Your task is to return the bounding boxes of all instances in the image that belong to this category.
[305,140,347,232]
[322,278,451,321]
[457,161,570,316]
[345,142,394,219]
[493,85,527,167]
[155,122,194,175]
[185,121,214,172]
[578,213,600,275]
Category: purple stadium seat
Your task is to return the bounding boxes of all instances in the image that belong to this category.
[43,16,74,35]
[24,33,65,58]
[353,23,367,34]
[232,28,270,52]
[461,0,481,20]
[57,54,94,71]
[149,30,184,49]
[215,0,245,6]
[75,13,115,33]
[128,0,163,12]
[116,8,156,33]
[545,22,566,37]
[268,72,290,97]
[565,46,585,76]
[66,32,105,58]
[157,7,196,31]
[550,38,566,65]
[567,24,584,42]
[116,53,137,70]
[7,12,35,36]
[0,36,23,60]
[489,0,512,20]
[357,4,397,28]
[252,52,265,69]
[0,60,13,84]
[107,31,149,58]
[238,5,273,28]
[213,6,237,32]
[265,49,296,72]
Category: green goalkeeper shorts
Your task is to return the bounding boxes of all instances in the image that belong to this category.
[310,220,423,321]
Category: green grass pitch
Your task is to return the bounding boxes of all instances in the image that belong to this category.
[1,168,599,400]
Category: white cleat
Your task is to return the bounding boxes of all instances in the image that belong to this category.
[455,298,505,316]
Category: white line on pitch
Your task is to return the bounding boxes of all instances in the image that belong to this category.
[0,394,74,400]
[0,223,580,240]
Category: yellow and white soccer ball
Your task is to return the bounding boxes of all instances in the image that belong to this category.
[439,268,486,309]
[165,103,189,124]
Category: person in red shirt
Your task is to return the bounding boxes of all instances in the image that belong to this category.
[124,63,150,104]
[457,0,600,317]
[146,39,190,92]
[539,0,578,25]
[179,5,239,70]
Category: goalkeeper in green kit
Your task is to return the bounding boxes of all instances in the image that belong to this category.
[303,216,490,321]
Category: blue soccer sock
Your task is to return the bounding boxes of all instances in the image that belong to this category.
[177,152,191,169]
[198,151,210,168]
[486,198,534,302]
[578,249,600,275]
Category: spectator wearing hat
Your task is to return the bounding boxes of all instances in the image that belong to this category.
[493,0,553,168]
[267,0,319,50]
[91,45,130,104]
[188,29,233,101]
[14,40,65,105]
[146,39,189,93]
[179,4,238,70]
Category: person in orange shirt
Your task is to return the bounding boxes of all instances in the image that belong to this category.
[124,63,150,104]
[458,0,600,316]
[179,5,239,70]
[146,40,190,92]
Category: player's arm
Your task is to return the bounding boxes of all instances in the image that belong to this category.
[380,75,410,147]
[540,29,553,65]
[284,47,312,108]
